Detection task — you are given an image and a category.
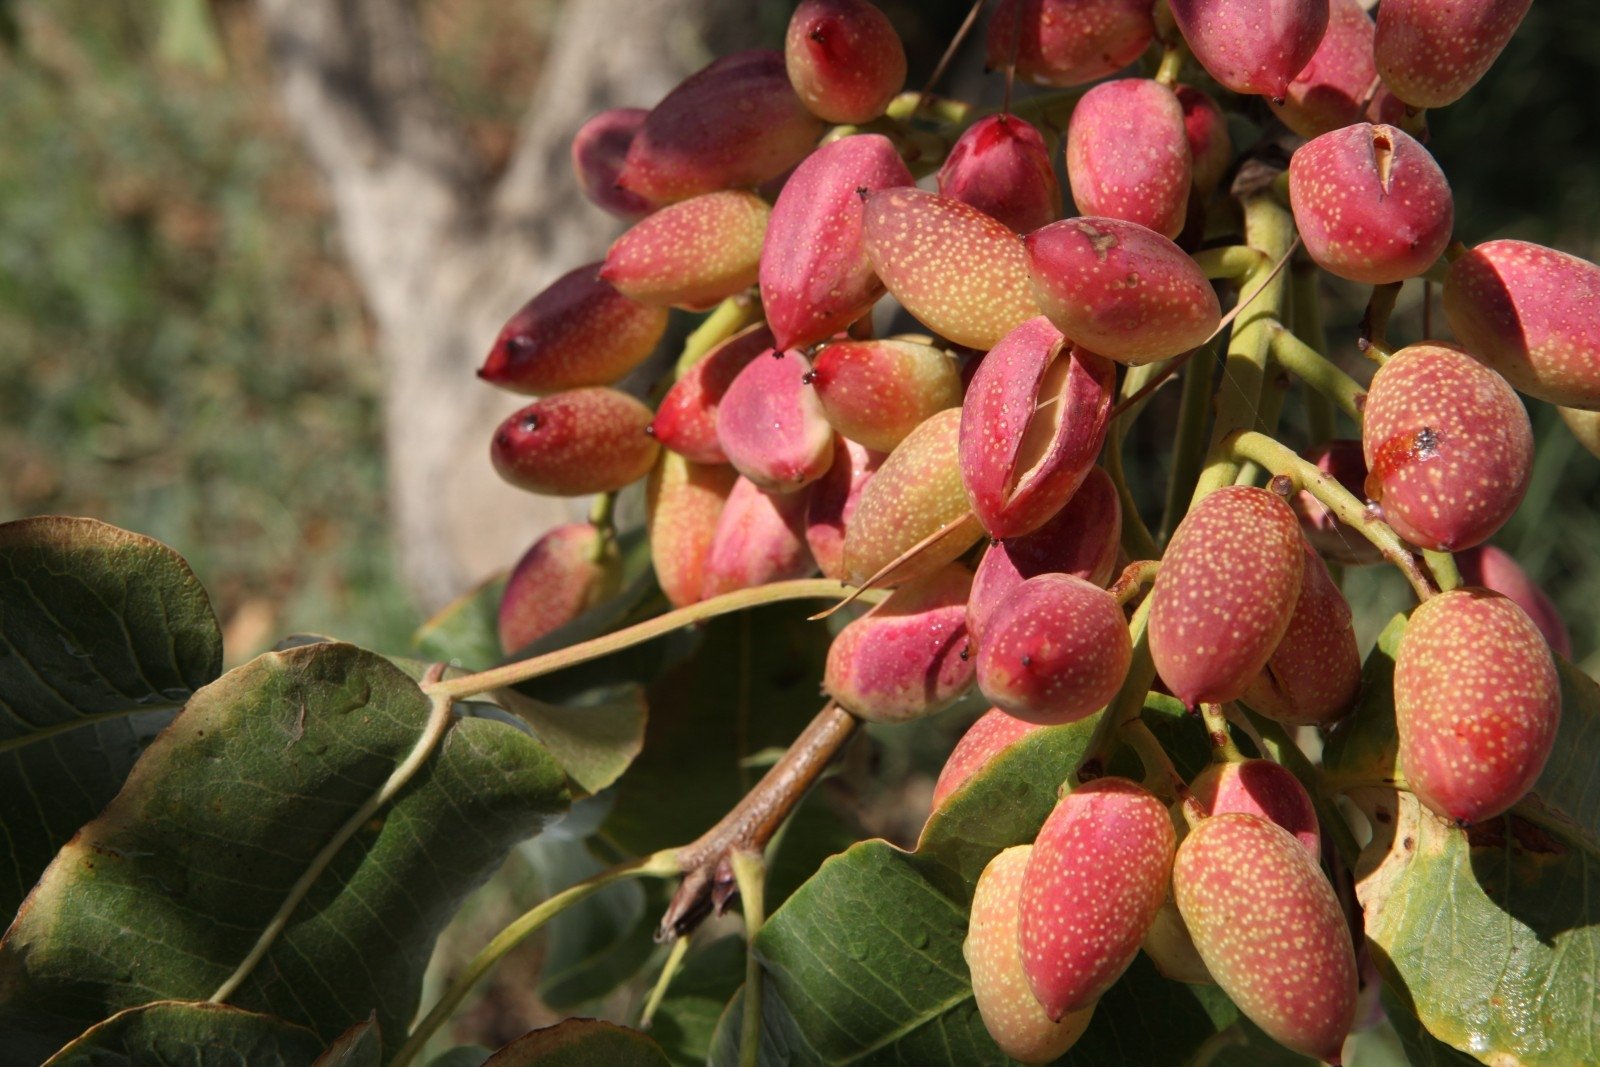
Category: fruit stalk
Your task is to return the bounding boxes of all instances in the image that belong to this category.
[423,579,885,701]
[1267,324,1367,422]
[1226,429,1437,600]
[1193,194,1297,500]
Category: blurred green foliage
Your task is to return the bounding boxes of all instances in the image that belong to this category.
[0,2,419,658]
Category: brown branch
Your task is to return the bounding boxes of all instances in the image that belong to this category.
[659,702,861,940]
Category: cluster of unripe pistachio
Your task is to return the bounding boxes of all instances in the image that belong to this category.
[473,0,1593,1061]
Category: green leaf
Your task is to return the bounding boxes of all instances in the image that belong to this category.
[413,574,506,671]
[40,1001,324,1067]
[914,716,1101,897]
[496,686,647,796]
[0,516,223,918]
[0,642,569,1054]
[603,605,837,854]
[314,1016,382,1067]
[483,1019,670,1066]
[1379,985,1481,1067]
[1356,790,1600,1066]
[423,1049,490,1067]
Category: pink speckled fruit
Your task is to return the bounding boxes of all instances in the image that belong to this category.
[647,453,738,608]
[1456,544,1573,659]
[1394,588,1560,825]
[479,264,668,395]
[1174,813,1357,1062]
[570,108,658,220]
[1026,217,1221,366]
[984,0,1154,87]
[1066,79,1191,240]
[491,388,659,496]
[716,348,835,493]
[1268,0,1380,138]
[600,190,770,310]
[1288,123,1453,285]
[1375,0,1532,109]
[930,708,1046,811]
[976,573,1131,724]
[1148,486,1305,708]
[759,134,914,351]
[1290,440,1384,567]
[1189,760,1320,857]
[617,50,824,204]
[960,318,1115,538]
[498,524,620,654]
[1019,778,1175,1019]
[842,407,985,587]
[785,0,907,124]
[805,436,883,581]
[1241,541,1362,726]
[1169,0,1330,100]
[824,563,975,722]
[862,188,1041,350]
[937,114,1062,235]
[967,466,1120,646]
[650,324,772,464]
[699,475,816,599]
[1176,85,1232,196]
[1361,343,1533,552]
[1444,239,1600,410]
[966,846,1096,1063]
[809,338,963,452]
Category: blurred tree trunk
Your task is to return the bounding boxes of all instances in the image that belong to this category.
[254,0,757,611]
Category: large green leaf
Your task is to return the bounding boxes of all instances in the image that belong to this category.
[0,516,223,917]
[0,642,569,1057]
[40,1001,324,1067]
[1356,790,1600,1066]
[413,574,506,671]
[483,1019,670,1066]
[706,708,1227,1065]
[495,686,647,796]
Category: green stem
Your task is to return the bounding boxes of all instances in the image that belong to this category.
[1267,325,1366,424]
[1107,436,1160,563]
[731,850,768,1067]
[392,850,681,1067]
[1079,598,1156,778]
[1160,348,1216,542]
[1226,430,1436,601]
[675,297,761,377]
[1200,702,1244,762]
[1234,368,1289,487]
[211,679,457,1006]
[1120,716,1188,803]
[423,579,880,701]
[1191,245,1266,283]
[1358,282,1403,364]
[1110,559,1160,605]
[640,933,692,1029]
[1291,260,1337,444]
[1422,549,1462,593]
[1109,363,1163,561]
[1154,43,1186,86]
[1192,196,1297,501]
